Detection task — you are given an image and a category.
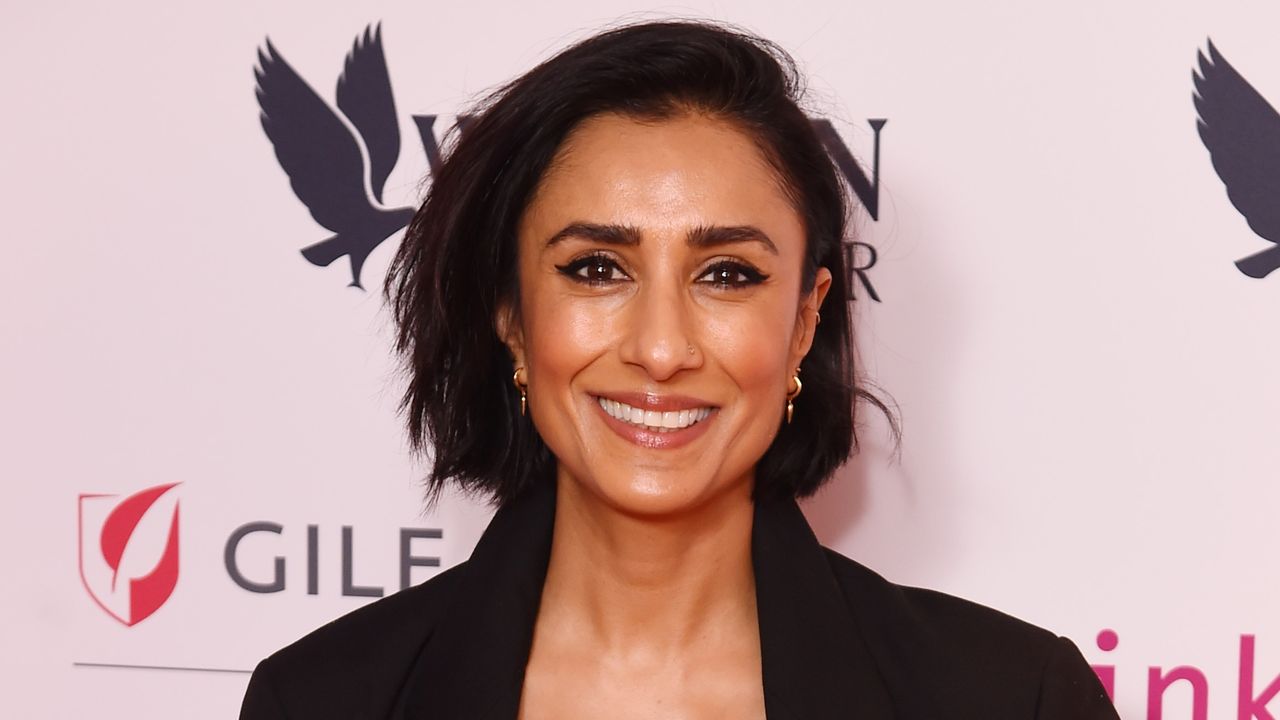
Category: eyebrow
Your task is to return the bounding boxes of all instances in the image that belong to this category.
[544,222,778,255]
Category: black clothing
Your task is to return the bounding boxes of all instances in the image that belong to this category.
[240,479,1119,719]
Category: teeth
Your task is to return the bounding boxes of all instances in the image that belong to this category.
[597,396,713,432]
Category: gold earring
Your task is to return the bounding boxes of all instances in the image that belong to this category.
[512,367,528,416]
[785,368,802,424]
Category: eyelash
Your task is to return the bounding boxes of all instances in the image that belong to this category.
[554,253,769,289]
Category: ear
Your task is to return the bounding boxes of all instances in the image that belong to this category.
[494,298,526,368]
[790,267,833,369]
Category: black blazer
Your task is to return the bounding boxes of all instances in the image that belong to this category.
[240,479,1119,719]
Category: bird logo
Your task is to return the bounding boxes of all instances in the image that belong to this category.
[254,24,415,290]
[1193,40,1280,279]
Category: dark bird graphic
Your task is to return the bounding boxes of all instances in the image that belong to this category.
[255,24,414,289]
[1194,39,1280,279]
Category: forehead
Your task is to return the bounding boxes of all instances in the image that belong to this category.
[520,112,801,238]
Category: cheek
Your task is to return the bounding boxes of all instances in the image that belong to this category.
[700,297,798,395]
[522,286,610,390]
[700,297,800,483]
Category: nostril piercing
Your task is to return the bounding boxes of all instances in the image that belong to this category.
[687,344,696,355]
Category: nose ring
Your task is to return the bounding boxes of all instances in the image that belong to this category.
[687,344,696,356]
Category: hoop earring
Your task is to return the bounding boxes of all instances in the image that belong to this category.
[785,369,802,424]
[512,367,528,416]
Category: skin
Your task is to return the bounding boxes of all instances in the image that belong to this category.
[498,111,831,720]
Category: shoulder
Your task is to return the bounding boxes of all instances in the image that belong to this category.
[238,562,468,720]
[820,548,1118,719]
[823,547,1055,651]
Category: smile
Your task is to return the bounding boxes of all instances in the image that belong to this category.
[590,393,719,450]
[596,396,714,432]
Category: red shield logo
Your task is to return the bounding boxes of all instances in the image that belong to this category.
[78,483,181,626]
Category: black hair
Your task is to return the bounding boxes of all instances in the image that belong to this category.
[384,19,897,506]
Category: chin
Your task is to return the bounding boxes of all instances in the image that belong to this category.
[565,464,747,519]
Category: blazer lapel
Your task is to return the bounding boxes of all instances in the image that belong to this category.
[400,479,557,720]
[753,495,896,720]
[401,482,896,720]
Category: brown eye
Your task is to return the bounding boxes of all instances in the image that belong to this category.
[698,261,768,288]
[583,259,616,281]
[555,253,629,285]
[710,266,743,284]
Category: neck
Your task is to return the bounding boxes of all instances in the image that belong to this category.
[535,471,758,655]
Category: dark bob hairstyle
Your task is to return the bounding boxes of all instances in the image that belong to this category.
[384,19,894,506]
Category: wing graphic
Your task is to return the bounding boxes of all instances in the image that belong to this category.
[336,24,401,204]
[255,40,371,234]
[1194,39,1280,277]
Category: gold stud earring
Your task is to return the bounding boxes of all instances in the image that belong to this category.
[785,368,803,424]
[512,367,528,416]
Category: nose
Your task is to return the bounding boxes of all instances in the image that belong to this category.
[617,277,702,382]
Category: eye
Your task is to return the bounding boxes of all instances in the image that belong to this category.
[555,253,630,285]
[697,260,769,289]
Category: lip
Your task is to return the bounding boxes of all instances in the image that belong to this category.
[591,393,718,450]
[592,391,718,412]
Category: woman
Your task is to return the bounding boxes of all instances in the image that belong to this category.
[240,20,1119,720]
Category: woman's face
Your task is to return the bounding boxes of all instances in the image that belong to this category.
[502,112,831,516]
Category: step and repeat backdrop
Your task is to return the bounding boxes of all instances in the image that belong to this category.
[4,0,1277,717]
